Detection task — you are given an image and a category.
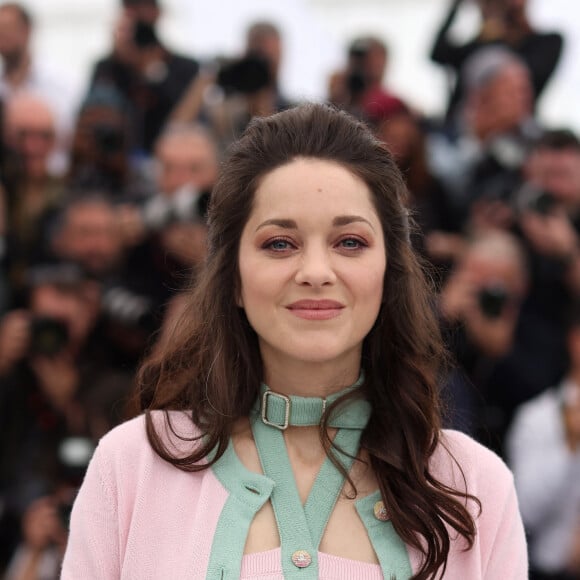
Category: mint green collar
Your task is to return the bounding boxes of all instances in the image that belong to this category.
[255,375,370,430]
[207,376,413,579]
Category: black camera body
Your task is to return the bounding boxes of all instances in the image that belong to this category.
[216,54,272,95]
[92,123,126,155]
[133,20,159,48]
[478,284,509,319]
[347,39,372,97]
[29,316,69,356]
[101,285,156,332]
[512,182,557,216]
[140,186,209,232]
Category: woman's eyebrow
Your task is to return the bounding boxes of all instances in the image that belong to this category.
[333,215,376,232]
[255,218,297,232]
[255,215,376,233]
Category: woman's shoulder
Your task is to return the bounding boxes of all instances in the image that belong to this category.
[429,433,528,578]
[96,410,203,465]
[431,429,515,496]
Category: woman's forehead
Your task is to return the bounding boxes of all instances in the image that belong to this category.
[248,158,379,222]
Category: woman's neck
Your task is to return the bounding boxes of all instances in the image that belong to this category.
[261,358,361,399]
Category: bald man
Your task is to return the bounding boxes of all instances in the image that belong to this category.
[3,92,57,181]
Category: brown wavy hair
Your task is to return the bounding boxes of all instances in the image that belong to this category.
[136,103,478,579]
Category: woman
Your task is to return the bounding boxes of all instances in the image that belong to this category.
[61,104,527,579]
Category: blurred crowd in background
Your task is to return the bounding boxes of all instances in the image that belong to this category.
[0,0,579,578]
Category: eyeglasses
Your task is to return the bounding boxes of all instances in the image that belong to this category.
[15,128,55,142]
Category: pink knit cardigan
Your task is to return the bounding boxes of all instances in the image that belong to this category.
[61,412,528,579]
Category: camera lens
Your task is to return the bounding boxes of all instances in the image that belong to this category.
[29,317,69,356]
[478,285,509,319]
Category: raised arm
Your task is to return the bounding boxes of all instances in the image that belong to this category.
[430,0,468,67]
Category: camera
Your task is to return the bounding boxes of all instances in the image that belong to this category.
[478,284,509,319]
[140,185,210,232]
[133,20,159,48]
[29,316,69,356]
[347,39,371,97]
[92,123,126,155]
[512,182,557,216]
[101,285,156,332]
[216,54,273,95]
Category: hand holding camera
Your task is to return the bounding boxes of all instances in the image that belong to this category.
[117,186,209,248]
[441,263,518,357]
[519,204,579,261]
[466,282,518,358]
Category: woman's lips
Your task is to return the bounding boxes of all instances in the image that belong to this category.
[286,300,344,320]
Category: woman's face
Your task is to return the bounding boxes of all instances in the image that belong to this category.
[238,158,386,375]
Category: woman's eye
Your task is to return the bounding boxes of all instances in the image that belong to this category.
[338,237,366,250]
[264,238,294,251]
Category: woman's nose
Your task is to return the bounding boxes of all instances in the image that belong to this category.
[294,245,337,287]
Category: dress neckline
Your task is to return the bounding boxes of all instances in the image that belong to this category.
[241,547,383,580]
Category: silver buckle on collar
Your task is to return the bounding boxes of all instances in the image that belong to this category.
[261,390,291,430]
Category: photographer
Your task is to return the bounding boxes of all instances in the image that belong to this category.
[501,130,580,405]
[0,263,132,576]
[67,86,153,199]
[328,35,402,121]
[439,230,528,450]
[430,0,563,121]
[93,123,218,363]
[428,46,539,224]
[1,92,65,305]
[88,0,199,156]
[50,193,126,280]
[171,21,292,150]
[46,186,194,367]
[117,122,215,266]
[519,130,580,286]
[0,3,77,175]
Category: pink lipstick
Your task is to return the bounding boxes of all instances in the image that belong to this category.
[286,299,344,320]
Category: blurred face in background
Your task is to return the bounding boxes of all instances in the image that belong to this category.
[71,105,129,173]
[364,42,388,86]
[526,147,580,210]
[479,0,527,23]
[122,0,160,26]
[30,282,99,347]
[4,95,56,179]
[246,25,282,81]
[469,61,532,138]
[461,245,527,303]
[348,38,388,88]
[54,200,124,277]
[155,131,219,195]
[0,6,29,63]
